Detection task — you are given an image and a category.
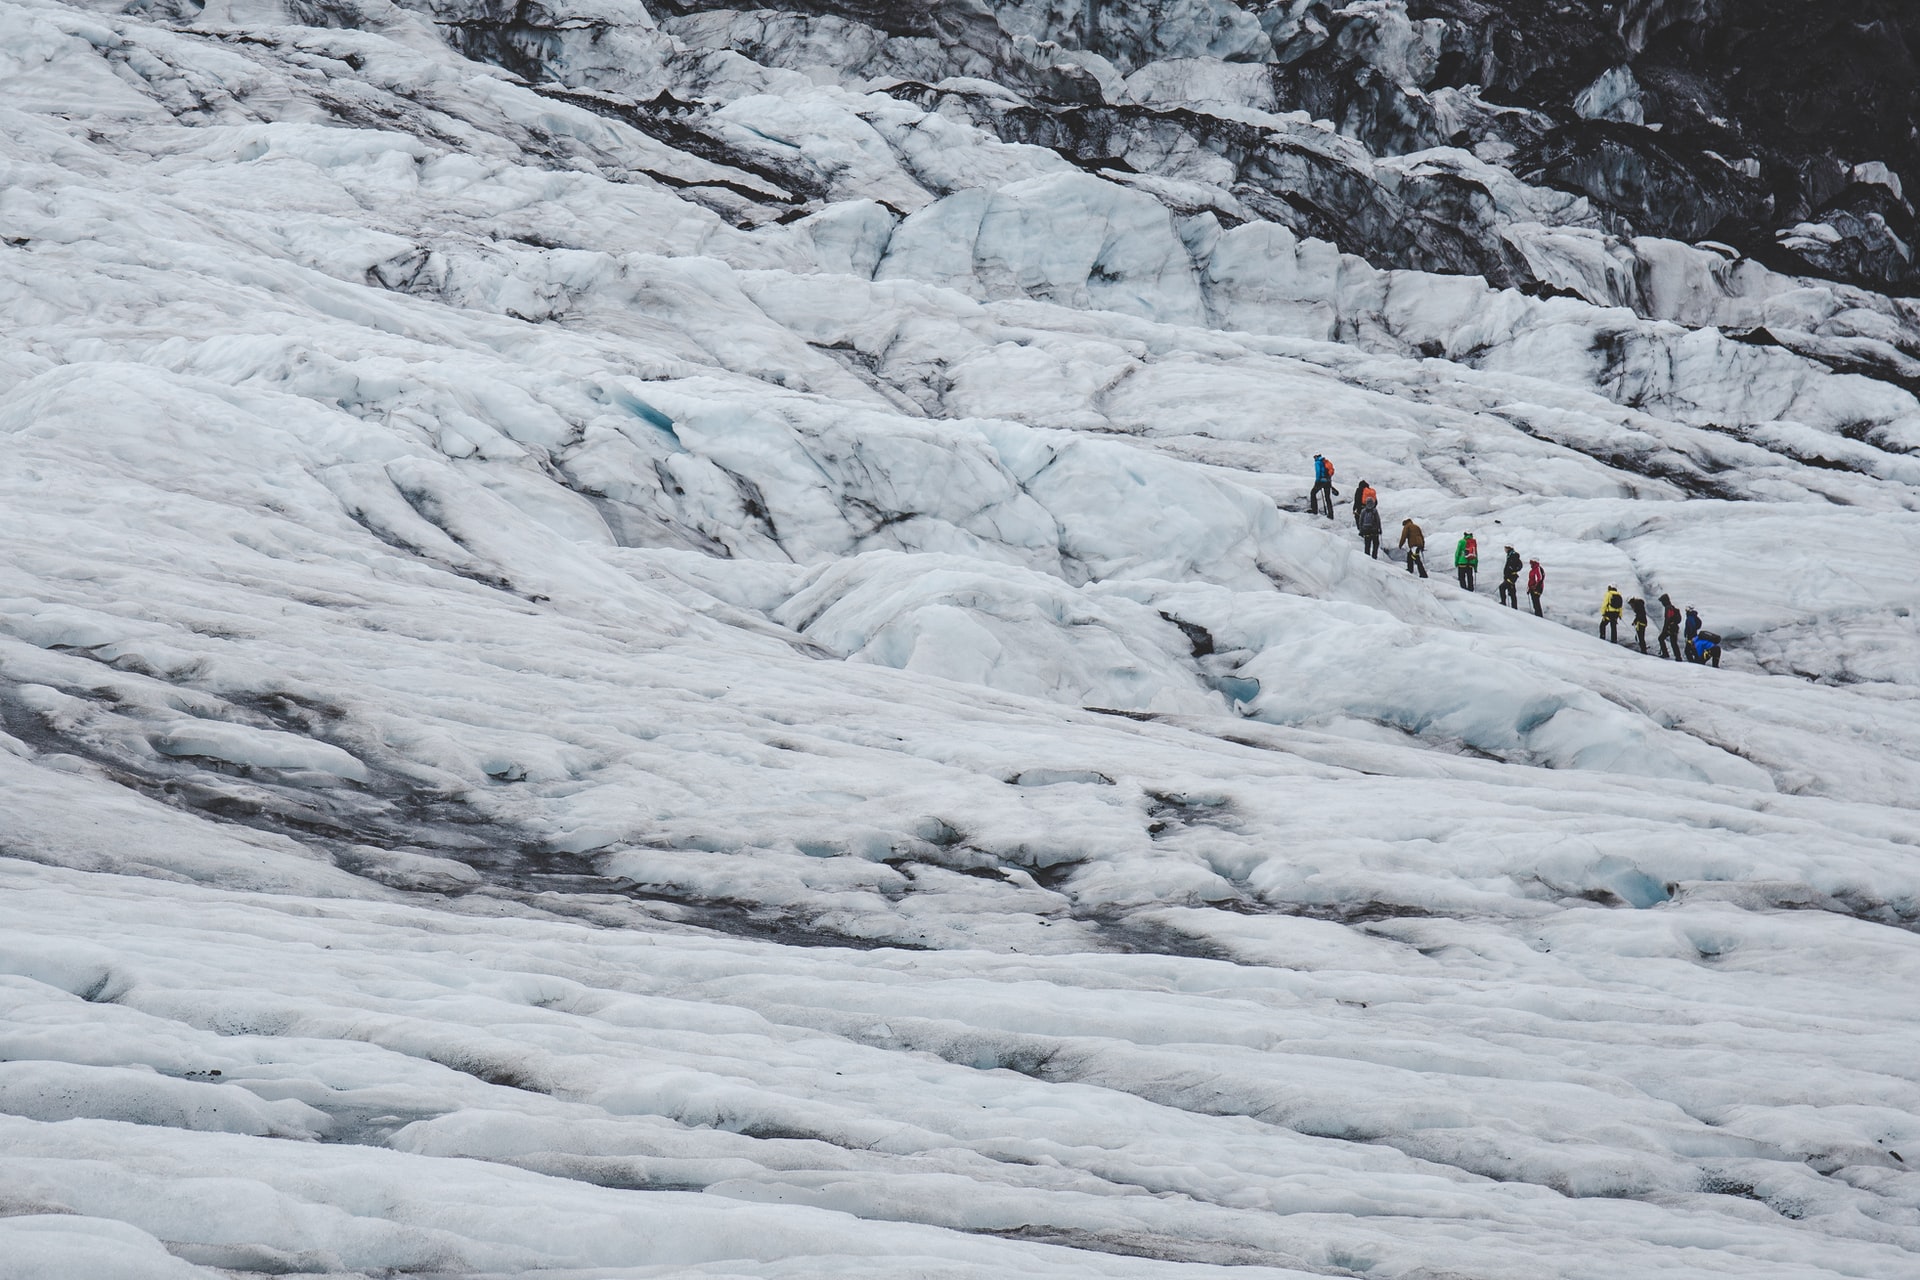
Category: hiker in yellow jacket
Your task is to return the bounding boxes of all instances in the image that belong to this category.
[1599,584,1625,643]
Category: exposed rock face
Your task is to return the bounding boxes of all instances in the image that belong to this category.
[372,0,1920,309]
[1409,0,1920,291]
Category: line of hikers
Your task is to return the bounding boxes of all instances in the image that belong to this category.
[1310,454,1724,666]
[1596,585,1723,665]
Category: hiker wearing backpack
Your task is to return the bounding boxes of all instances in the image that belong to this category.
[1600,585,1624,642]
[1657,594,1683,660]
[1309,454,1337,517]
[1526,559,1545,616]
[1455,532,1478,590]
[1497,546,1522,608]
[1398,518,1427,577]
[1358,497,1383,558]
[1627,596,1649,652]
[1351,481,1375,531]
[1683,607,1703,661]
[1692,631,1722,668]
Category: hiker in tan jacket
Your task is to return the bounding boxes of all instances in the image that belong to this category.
[1398,518,1427,579]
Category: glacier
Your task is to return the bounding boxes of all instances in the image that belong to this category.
[3,0,1919,1275]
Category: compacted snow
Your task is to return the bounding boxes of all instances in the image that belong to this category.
[3,0,1920,1275]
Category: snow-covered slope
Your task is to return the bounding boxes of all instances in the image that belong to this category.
[4,0,1919,1276]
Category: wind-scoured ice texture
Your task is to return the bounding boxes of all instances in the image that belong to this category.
[3,0,1920,1276]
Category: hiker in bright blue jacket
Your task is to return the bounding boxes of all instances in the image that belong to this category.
[1309,454,1337,518]
[1691,631,1722,668]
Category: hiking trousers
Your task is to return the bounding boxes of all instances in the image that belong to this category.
[1633,621,1647,652]
[1362,533,1380,558]
[1659,627,1682,659]
[1309,480,1334,516]
[1457,565,1475,590]
[1600,615,1620,642]
[1404,547,1427,577]
[1498,577,1518,607]
[1528,590,1542,617]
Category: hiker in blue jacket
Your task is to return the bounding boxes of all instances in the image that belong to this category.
[1309,454,1337,517]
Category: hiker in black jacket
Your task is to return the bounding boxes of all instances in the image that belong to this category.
[1497,546,1522,608]
[1657,594,1683,660]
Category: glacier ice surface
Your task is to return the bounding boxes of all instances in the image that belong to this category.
[2,0,1919,1276]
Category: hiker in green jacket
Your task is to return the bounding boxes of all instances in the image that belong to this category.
[1454,532,1478,591]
